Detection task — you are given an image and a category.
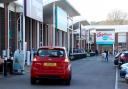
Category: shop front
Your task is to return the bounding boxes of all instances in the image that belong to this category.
[96,29,115,54]
[43,0,80,53]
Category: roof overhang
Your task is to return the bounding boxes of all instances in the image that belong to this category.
[0,0,17,3]
[79,20,90,26]
[70,20,90,30]
[43,0,80,18]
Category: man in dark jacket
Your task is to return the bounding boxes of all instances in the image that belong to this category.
[105,50,109,62]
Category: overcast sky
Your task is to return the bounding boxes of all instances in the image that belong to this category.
[68,0,128,22]
[16,0,128,22]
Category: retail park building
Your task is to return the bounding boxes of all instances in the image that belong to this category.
[1,0,128,58]
[84,25,128,54]
[0,0,90,58]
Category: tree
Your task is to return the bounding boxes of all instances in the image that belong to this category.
[105,10,128,25]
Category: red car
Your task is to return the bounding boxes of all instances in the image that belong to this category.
[119,51,128,68]
[31,46,71,85]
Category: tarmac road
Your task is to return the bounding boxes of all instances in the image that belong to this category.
[0,56,127,89]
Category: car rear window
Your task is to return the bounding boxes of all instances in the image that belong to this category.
[38,49,65,57]
[124,53,128,56]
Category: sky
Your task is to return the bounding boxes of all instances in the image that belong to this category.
[16,0,128,22]
[68,0,128,22]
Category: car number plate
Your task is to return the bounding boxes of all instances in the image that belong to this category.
[43,63,56,66]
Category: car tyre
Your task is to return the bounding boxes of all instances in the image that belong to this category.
[64,74,71,85]
[64,79,71,85]
[114,59,118,65]
[125,79,128,84]
[31,77,36,85]
[118,63,122,69]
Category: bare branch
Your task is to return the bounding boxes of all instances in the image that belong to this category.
[105,10,128,25]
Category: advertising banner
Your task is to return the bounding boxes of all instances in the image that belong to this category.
[96,29,115,44]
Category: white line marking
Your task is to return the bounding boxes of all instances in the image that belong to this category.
[115,66,118,89]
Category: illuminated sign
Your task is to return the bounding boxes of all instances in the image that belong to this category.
[96,30,115,44]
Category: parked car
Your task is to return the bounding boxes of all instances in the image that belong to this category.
[31,46,71,85]
[69,48,87,60]
[114,52,122,65]
[120,63,128,83]
[118,51,128,68]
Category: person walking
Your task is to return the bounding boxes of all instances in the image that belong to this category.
[105,50,109,62]
[101,51,106,61]
[95,50,99,56]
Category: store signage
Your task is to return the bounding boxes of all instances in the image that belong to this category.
[96,30,115,44]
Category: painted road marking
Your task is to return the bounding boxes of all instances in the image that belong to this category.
[115,66,118,89]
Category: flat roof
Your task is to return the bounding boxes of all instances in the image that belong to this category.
[70,20,90,30]
[84,25,128,32]
[0,0,17,3]
[43,0,80,17]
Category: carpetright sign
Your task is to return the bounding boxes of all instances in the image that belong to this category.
[96,29,115,44]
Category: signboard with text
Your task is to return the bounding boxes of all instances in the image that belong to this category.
[96,29,115,44]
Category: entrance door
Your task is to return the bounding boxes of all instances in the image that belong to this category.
[99,44,113,54]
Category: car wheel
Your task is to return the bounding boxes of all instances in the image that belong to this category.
[118,63,122,69]
[114,59,118,65]
[31,77,36,85]
[64,79,71,85]
[125,79,128,84]
[64,74,71,85]
[120,70,126,78]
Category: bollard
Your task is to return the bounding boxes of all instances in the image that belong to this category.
[8,57,13,75]
[10,57,13,74]
[0,57,4,77]
[3,57,7,77]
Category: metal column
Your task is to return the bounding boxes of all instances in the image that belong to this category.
[52,2,56,46]
[67,16,70,54]
[4,3,9,58]
[7,5,10,58]
[22,0,26,71]
[113,44,115,55]
[71,18,74,54]
[30,19,32,50]
[37,22,39,49]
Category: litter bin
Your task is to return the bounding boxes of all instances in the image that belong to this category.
[7,57,13,75]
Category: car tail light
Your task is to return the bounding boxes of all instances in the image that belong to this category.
[65,58,70,62]
[33,58,37,61]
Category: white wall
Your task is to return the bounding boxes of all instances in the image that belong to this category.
[118,32,126,43]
